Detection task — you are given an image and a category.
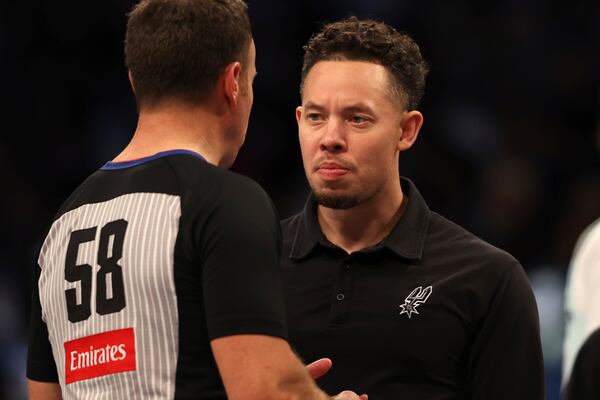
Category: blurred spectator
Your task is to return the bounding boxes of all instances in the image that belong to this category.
[469,155,544,267]
[562,218,600,398]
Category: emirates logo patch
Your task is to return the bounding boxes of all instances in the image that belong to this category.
[64,327,136,384]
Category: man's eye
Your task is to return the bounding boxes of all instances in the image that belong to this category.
[307,113,322,121]
[350,115,369,124]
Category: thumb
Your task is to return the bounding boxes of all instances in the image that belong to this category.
[305,358,333,380]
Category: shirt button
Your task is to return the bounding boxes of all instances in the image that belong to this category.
[336,293,345,301]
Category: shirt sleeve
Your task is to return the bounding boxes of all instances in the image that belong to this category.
[197,176,287,340]
[467,261,545,399]
[26,264,59,382]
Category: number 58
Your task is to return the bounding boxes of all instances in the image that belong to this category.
[65,219,128,323]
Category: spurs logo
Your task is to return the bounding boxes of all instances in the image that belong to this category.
[399,286,432,319]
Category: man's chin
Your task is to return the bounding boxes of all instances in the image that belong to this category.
[313,191,361,210]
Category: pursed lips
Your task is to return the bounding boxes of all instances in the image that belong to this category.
[316,161,350,180]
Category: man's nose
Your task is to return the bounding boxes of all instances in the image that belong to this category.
[319,119,347,153]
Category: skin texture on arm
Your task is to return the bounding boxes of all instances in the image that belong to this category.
[212,335,366,400]
[28,380,62,400]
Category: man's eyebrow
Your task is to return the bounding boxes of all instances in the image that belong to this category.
[302,101,326,112]
[303,101,375,115]
[342,103,376,115]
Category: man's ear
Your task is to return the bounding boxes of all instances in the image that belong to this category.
[397,110,424,151]
[296,106,303,126]
[222,61,242,108]
[128,70,136,94]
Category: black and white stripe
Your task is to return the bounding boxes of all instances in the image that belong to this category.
[38,193,181,399]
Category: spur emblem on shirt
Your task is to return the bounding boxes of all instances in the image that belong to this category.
[399,286,432,319]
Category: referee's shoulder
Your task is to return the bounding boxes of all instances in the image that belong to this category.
[167,155,270,201]
[218,168,272,207]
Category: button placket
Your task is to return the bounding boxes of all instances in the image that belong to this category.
[329,261,352,324]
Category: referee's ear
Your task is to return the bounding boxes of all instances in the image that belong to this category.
[222,61,243,109]
[397,110,423,152]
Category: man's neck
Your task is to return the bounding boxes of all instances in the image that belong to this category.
[114,101,234,167]
[317,182,407,254]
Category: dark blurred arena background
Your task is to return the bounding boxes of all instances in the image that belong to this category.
[1,1,598,398]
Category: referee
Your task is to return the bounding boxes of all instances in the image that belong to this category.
[26,1,366,399]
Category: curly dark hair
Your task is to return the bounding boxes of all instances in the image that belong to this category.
[125,0,251,109]
[301,17,429,110]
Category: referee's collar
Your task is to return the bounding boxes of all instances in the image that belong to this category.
[289,177,430,261]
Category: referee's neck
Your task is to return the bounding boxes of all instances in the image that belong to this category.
[113,100,238,168]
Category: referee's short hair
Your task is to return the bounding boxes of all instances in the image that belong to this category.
[301,17,429,111]
[125,0,251,109]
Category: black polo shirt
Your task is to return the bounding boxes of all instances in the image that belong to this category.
[281,178,544,400]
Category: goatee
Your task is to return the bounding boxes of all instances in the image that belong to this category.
[314,192,361,209]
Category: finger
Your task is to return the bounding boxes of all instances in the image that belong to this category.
[333,390,358,399]
[306,357,332,379]
[359,395,368,400]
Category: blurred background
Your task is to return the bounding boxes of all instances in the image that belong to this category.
[1,0,598,398]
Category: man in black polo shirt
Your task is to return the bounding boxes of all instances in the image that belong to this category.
[282,17,544,399]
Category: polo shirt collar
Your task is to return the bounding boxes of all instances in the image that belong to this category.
[289,177,430,261]
[289,191,327,259]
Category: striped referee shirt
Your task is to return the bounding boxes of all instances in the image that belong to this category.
[27,150,287,399]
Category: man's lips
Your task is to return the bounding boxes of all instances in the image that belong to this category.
[316,162,349,180]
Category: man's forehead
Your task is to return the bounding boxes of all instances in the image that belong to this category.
[303,61,398,106]
[307,59,388,79]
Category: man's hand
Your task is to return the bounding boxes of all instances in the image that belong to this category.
[333,391,368,400]
[306,358,333,379]
[306,359,367,399]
